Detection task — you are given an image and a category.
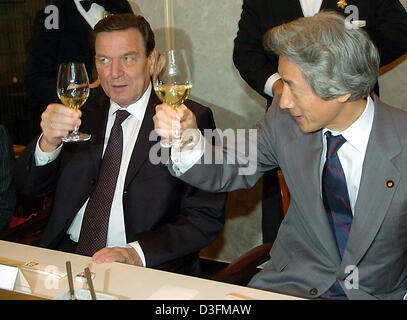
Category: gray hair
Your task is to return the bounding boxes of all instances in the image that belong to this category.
[263,11,380,101]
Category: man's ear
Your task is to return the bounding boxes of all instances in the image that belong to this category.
[336,93,352,103]
[148,48,158,76]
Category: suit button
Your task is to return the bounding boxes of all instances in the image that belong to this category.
[90,179,96,185]
[309,288,318,296]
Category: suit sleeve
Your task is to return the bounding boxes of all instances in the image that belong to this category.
[233,0,278,98]
[14,136,59,198]
[135,105,228,268]
[168,97,282,193]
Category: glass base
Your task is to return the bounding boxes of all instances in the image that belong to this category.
[62,132,91,143]
[159,137,183,148]
[160,138,172,148]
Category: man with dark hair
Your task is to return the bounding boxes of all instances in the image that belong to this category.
[16,14,226,276]
[24,0,134,139]
[154,11,407,299]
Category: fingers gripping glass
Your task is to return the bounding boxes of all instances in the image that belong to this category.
[57,62,91,142]
[153,50,193,148]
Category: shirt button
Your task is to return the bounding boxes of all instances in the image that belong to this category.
[309,288,318,296]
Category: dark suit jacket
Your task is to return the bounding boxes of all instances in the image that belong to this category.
[233,0,407,100]
[15,87,226,275]
[0,125,16,231]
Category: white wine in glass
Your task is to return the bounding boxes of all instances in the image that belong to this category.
[57,62,91,142]
[153,49,193,147]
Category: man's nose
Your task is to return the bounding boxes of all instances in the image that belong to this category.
[279,87,294,110]
[111,60,124,78]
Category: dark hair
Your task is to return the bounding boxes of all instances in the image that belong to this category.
[94,13,155,56]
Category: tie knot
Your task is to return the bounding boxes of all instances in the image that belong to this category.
[325,131,346,158]
[114,110,130,126]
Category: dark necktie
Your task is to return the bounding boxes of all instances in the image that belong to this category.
[76,110,130,256]
[321,131,353,299]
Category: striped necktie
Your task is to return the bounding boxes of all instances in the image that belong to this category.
[76,109,130,256]
[321,131,353,299]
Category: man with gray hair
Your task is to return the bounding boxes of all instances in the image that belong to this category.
[154,11,407,299]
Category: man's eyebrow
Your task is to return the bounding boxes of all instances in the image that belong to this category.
[95,51,139,58]
[280,75,294,87]
[277,68,293,87]
[122,51,139,57]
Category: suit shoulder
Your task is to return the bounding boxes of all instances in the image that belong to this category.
[185,100,216,130]
[84,87,109,108]
[185,100,214,119]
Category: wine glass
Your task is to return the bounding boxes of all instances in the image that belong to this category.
[57,62,91,142]
[153,49,193,147]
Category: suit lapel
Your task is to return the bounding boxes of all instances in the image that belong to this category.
[283,128,340,265]
[341,98,401,269]
[83,89,110,175]
[124,89,160,188]
[61,89,109,211]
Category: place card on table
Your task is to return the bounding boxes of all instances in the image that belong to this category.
[0,263,31,294]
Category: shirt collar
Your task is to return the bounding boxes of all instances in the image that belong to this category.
[109,83,152,121]
[323,95,374,154]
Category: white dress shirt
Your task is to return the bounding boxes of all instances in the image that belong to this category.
[264,0,323,97]
[74,0,106,29]
[34,84,152,266]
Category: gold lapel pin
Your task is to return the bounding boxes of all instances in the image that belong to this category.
[337,0,348,9]
[386,180,394,188]
[102,11,112,19]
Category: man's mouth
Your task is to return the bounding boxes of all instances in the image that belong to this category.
[111,84,128,91]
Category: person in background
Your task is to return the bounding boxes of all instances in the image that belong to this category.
[24,0,133,138]
[154,11,407,299]
[0,125,16,231]
[16,14,226,276]
[233,0,407,243]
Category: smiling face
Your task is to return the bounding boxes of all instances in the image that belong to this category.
[95,28,156,107]
[277,56,365,133]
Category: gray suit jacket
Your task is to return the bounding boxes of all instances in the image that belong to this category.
[170,96,407,299]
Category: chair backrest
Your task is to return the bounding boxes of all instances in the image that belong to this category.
[379,52,407,76]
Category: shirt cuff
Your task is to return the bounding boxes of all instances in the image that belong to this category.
[264,73,282,97]
[170,131,205,175]
[127,241,146,267]
[34,134,63,166]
